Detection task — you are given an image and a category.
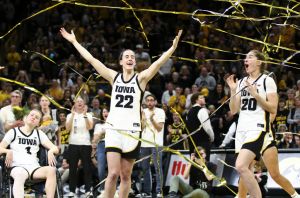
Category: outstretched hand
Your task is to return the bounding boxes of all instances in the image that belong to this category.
[172,29,183,49]
[60,27,77,44]
[48,151,57,167]
[226,74,238,91]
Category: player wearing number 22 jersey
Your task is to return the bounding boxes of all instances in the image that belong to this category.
[107,73,143,131]
[235,73,277,157]
[105,73,143,158]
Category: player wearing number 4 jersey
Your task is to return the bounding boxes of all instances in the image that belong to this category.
[60,27,182,198]
[227,50,299,198]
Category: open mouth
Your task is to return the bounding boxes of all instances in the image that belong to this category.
[126,61,134,66]
[244,63,249,69]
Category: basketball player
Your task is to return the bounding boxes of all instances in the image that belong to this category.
[226,50,299,198]
[60,27,182,198]
[0,109,59,198]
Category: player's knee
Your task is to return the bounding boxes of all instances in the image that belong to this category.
[193,189,208,197]
[269,169,280,181]
[235,162,248,174]
[120,171,131,182]
[11,168,28,181]
[171,175,180,183]
[107,170,119,181]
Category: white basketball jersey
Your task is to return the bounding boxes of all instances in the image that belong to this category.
[4,128,45,167]
[236,74,277,132]
[106,73,143,131]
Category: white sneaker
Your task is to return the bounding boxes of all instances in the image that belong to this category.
[85,191,93,197]
[157,192,163,198]
[95,191,118,198]
[64,191,75,197]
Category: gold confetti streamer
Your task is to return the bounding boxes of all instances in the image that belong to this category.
[0,77,66,110]
[0,2,64,39]
[120,0,149,47]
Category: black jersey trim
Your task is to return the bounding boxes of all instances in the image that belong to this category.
[12,128,16,142]
[12,128,41,145]
[135,74,143,92]
[113,73,120,83]
[121,73,136,83]
[18,127,35,138]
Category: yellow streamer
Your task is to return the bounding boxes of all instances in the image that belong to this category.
[0,2,64,39]
[0,77,66,111]
[120,0,149,47]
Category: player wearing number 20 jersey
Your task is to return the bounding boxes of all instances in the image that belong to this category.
[237,73,277,132]
[106,73,143,131]
[235,73,277,156]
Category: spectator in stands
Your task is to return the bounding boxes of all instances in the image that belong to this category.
[178,64,193,89]
[39,95,57,122]
[167,146,216,198]
[166,112,189,150]
[35,76,48,94]
[48,79,64,101]
[0,90,24,132]
[286,89,296,110]
[135,44,151,65]
[95,89,111,109]
[295,80,300,98]
[89,97,101,126]
[293,134,300,148]
[15,70,30,85]
[0,82,13,107]
[92,107,109,196]
[25,93,39,110]
[39,114,58,144]
[287,97,300,133]
[65,96,93,196]
[185,84,199,111]
[278,132,295,149]
[6,44,21,74]
[186,93,214,159]
[168,86,186,115]
[207,83,228,111]
[29,59,43,83]
[161,82,175,106]
[274,98,290,132]
[139,94,166,197]
[57,111,69,154]
[194,66,216,92]
[58,149,70,185]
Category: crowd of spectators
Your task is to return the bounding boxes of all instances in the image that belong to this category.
[1,0,299,147]
[0,0,299,196]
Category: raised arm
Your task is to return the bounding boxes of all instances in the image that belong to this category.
[138,30,182,89]
[60,28,117,84]
[226,75,241,114]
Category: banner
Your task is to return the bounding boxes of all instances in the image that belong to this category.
[165,150,190,186]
